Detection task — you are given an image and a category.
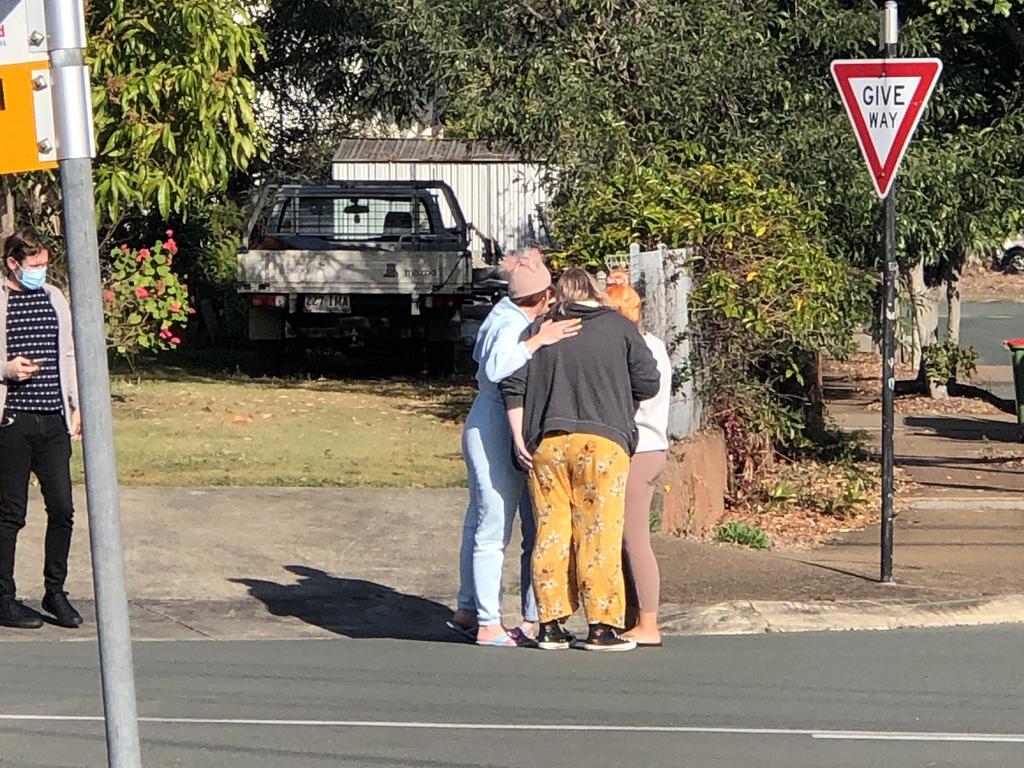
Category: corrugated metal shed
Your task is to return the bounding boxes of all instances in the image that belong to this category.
[333,138,523,164]
[332,139,552,261]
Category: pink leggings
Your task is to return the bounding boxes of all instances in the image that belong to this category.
[623,450,666,613]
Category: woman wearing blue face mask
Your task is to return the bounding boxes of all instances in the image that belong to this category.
[0,228,82,630]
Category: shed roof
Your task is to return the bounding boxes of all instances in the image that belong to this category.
[332,138,524,164]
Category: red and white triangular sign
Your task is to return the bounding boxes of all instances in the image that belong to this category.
[831,58,942,198]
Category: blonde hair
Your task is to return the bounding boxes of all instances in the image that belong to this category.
[603,283,642,325]
[555,267,602,307]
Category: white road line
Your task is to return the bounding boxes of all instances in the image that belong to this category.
[813,731,1024,743]
[0,715,1021,743]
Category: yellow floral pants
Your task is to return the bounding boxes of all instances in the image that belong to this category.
[528,433,631,626]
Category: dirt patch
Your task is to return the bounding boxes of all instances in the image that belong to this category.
[960,263,1024,302]
[706,459,886,551]
[715,504,880,551]
[863,395,1007,416]
[826,353,917,396]
[826,353,1006,416]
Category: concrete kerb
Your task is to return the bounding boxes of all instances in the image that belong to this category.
[4,593,1024,644]
[656,595,1024,636]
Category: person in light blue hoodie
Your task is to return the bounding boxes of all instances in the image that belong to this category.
[448,248,580,647]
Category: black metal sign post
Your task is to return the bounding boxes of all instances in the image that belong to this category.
[879,0,898,583]
[836,8,942,583]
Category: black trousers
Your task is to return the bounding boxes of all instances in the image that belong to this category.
[0,410,75,597]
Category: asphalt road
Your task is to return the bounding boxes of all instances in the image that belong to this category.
[0,627,1022,767]
[938,300,1024,402]
[941,300,1024,366]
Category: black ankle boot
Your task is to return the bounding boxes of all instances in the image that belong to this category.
[0,595,44,629]
[42,591,83,628]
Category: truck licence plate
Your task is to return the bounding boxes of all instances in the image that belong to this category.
[304,295,352,314]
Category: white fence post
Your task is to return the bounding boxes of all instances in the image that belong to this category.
[612,244,699,440]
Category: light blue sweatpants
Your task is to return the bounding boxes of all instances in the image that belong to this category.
[457,395,538,626]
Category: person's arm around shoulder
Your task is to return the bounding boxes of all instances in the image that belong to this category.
[625,322,660,402]
[482,314,579,384]
[479,312,534,384]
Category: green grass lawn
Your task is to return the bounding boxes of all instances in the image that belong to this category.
[70,375,473,487]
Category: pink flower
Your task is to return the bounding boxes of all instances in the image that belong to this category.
[120,244,130,253]
[136,253,145,263]
[138,248,151,260]
[169,302,181,313]
[102,290,115,303]
[159,329,172,340]
[135,287,149,299]
[165,229,174,238]
[171,336,181,345]
[165,238,178,255]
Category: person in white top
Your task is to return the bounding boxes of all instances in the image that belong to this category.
[604,274,671,646]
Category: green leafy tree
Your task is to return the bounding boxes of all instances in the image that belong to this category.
[3,0,266,352]
[88,0,266,228]
[254,0,444,178]
[5,0,265,247]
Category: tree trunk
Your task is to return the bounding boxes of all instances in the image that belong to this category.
[933,251,965,399]
[801,350,826,437]
[907,260,942,374]
[906,260,942,398]
[946,263,962,347]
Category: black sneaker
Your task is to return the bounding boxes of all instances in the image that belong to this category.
[0,595,44,629]
[581,624,637,652]
[536,621,572,650]
[42,591,83,628]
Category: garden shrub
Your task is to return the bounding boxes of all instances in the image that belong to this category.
[104,231,193,358]
[553,159,872,483]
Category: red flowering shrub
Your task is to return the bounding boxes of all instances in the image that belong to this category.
[104,231,192,357]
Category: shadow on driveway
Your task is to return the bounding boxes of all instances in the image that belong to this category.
[904,415,1020,442]
[232,565,457,642]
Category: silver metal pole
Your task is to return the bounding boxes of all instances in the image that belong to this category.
[879,0,899,584]
[44,1,143,765]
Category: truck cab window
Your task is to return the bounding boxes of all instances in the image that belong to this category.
[270,199,294,233]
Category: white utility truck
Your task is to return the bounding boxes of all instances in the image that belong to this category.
[237,180,503,371]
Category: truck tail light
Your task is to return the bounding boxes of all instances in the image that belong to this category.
[251,294,286,308]
[426,295,460,309]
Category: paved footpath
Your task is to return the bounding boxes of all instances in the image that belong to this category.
[3,481,1023,642]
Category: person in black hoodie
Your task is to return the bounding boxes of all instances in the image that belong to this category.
[501,268,660,652]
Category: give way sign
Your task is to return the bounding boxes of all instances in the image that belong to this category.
[831,58,942,198]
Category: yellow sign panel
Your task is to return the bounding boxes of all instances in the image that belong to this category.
[0,61,57,175]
